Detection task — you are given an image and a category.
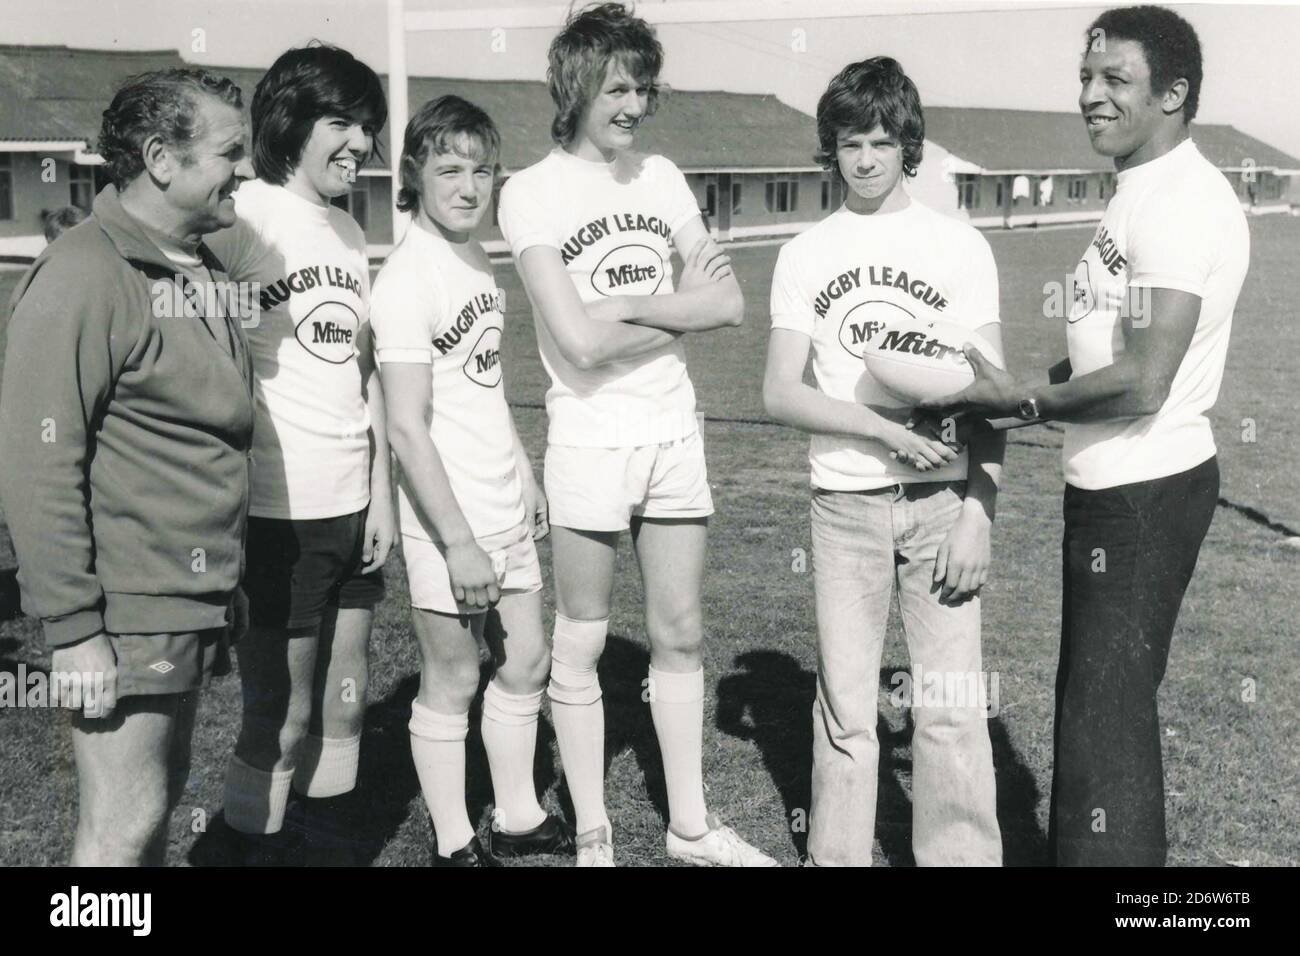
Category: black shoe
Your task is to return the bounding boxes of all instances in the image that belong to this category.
[434,835,500,867]
[192,816,301,867]
[488,813,576,860]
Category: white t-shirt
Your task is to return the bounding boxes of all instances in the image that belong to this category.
[1063,139,1250,489]
[498,148,702,448]
[770,197,1000,491]
[370,220,526,541]
[208,179,372,519]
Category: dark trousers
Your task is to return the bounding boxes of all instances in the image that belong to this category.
[1048,455,1219,866]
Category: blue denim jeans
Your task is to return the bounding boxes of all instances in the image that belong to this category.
[808,483,1001,866]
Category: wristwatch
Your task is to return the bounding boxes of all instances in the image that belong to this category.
[1016,396,1041,421]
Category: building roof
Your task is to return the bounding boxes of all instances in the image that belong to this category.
[0,44,819,172]
[2,45,1296,175]
[924,106,1300,173]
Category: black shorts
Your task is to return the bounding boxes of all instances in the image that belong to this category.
[243,508,385,631]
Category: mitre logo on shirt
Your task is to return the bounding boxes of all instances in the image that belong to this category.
[1070,259,1096,322]
[436,288,504,356]
[838,299,916,358]
[295,301,360,364]
[591,243,665,297]
[1069,227,1130,325]
[463,325,503,389]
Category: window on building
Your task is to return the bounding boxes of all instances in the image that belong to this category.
[0,153,12,220]
[69,164,97,212]
[705,182,718,218]
[1034,176,1055,206]
[956,174,980,210]
[1067,177,1087,203]
[821,177,830,210]
[996,180,1006,208]
[764,176,798,213]
[731,181,743,215]
[1098,175,1109,201]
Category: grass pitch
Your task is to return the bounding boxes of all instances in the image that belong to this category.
[1,216,1297,866]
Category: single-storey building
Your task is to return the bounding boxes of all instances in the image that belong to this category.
[1,44,1297,259]
[0,44,835,258]
[919,106,1300,229]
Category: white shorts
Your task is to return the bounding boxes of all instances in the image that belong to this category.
[544,430,714,532]
[402,522,542,615]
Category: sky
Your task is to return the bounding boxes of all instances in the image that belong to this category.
[5,0,1300,158]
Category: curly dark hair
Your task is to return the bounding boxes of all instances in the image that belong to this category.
[1085,5,1203,123]
[251,44,388,185]
[98,69,243,189]
[815,57,925,181]
[547,2,663,147]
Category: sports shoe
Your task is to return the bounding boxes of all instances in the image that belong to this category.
[665,814,779,867]
[575,825,615,867]
[488,812,576,860]
[434,835,500,867]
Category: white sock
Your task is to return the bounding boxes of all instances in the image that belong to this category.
[481,681,548,834]
[224,755,294,835]
[547,614,609,837]
[648,665,709,838]
[408,701,475,857]
[292,733,361,798]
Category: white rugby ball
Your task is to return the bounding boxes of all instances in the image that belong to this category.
[863,317,1002,404]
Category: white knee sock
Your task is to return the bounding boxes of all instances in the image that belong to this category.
[408,701,474,857]
[547,614,609,837]
[481,681,548,834]
[292,733,361,798]
[224,755,294,835]
[648,665,709,838]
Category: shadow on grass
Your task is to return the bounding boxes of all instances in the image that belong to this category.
[0,635,20,674]
[715,654,1047,865]
[591,633,670,825]
[1,566,21,622]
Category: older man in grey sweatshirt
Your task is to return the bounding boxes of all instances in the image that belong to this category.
[0,68,255,866]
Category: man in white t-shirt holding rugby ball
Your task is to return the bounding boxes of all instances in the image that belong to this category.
[924,5,1249,866]
[371,95,573,866]
[763,56,1005,867]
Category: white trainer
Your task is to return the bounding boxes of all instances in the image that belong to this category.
[576,825,615,867]
[665,814,779,867]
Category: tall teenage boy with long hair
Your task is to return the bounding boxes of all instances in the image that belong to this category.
[498,3,775,866]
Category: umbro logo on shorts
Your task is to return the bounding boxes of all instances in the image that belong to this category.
[149,661,175,675]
